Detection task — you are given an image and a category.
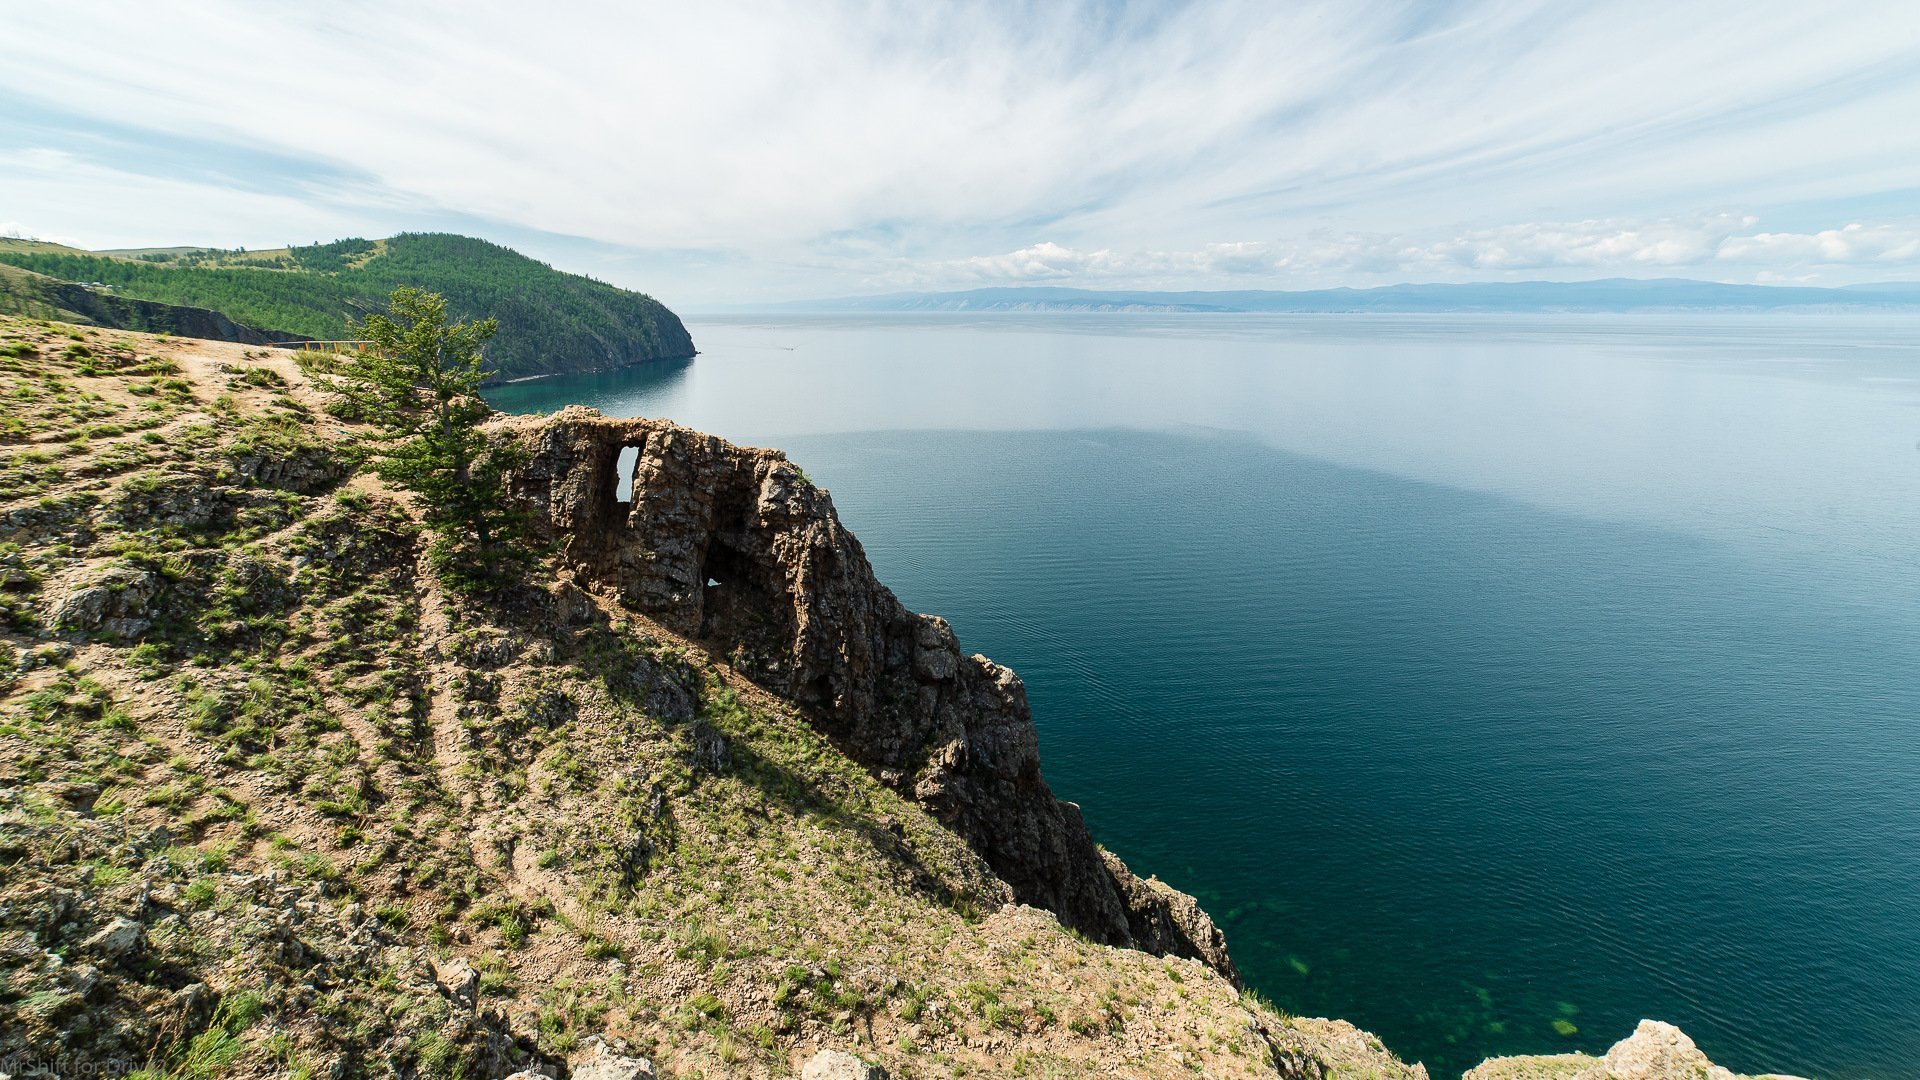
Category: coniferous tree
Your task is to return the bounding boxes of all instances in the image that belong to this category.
[331,286,531,581]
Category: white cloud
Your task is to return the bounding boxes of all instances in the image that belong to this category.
[1717,223,1920,264]
[910,214,1920,289]
[932,241,1279,283]
[1,2,1918,298]
[0,149,391,252]
[1409,217,1747,271]
[1391,217,1920,274]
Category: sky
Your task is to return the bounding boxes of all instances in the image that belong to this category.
[3,1,1919,308]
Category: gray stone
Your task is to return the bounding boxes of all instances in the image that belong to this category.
[80,917,143,960]
[570,1037,654,1080]
[61,963,100,997]
[49,566,161,639]
[801,1048,886,1080]
[435,956,479,1011]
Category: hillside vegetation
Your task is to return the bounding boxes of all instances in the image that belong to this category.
[0,235,695,380]
[0,315,1433,1079]
[0,317,1790,1080]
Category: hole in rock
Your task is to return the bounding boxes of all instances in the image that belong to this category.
[614,445,639,503]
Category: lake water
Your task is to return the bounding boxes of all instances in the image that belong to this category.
[488,314,1920,1080]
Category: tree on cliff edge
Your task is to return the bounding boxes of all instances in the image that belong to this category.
[331,285,531,582]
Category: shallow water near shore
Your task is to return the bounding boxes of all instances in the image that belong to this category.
[488,313,1920,1080]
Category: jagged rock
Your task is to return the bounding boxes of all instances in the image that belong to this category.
[626,653,697,724]
[1101,851,1235,977]
[684,720,727,772]
[569,1037,655,1080]
[802,1048,887,1080]
[501,408,1239,980]
[49,565,160,639]
[435,955,480,1011]
[173,982,210,1029]
[1258,1014,1429,1080]
[102,470,233,531]
[1597,1021,1737,1080]
[227,443,348,494]
[79,916,144,961]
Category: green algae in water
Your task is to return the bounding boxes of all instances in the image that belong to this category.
[1553,1019,1580,1037]
[1288,955,1311,976]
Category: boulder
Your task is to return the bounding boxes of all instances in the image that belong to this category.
[80,917,144,961]
[570,1038,654,1080]
[801,1048,886,1080]
[49,565,161,639]
[434,955,479,1011]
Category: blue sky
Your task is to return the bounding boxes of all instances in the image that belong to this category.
[2,1,1918,307]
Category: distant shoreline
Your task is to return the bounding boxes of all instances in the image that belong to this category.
[725,277,1920,316]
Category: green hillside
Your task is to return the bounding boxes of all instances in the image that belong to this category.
[0,233,694,379]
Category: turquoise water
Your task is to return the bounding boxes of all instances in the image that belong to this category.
[488,315,1920,1079]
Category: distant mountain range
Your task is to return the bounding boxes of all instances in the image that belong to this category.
[0,234,694,379]
[774,279,1920,314]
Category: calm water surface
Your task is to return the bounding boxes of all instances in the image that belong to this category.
[489,314,1920,1079]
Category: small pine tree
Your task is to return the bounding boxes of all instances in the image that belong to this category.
[332,286,531,581]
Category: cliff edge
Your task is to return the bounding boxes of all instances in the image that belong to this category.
[0,318,1806,1080]
[499,407,1235,980]
[0,318,1408,1078]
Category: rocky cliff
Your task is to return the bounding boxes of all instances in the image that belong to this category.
[0,318,1410,1078]
[499,407,1235,979]
[0,317,1809,1080]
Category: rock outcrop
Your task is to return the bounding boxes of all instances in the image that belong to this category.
[1466,1020,1808,1080]
[501,406,1238,979]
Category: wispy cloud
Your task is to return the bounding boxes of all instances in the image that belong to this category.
[928,241,1282,283]
[897,216,1920,288]
[1717,223,1920,265]
[1,1,1917,301]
